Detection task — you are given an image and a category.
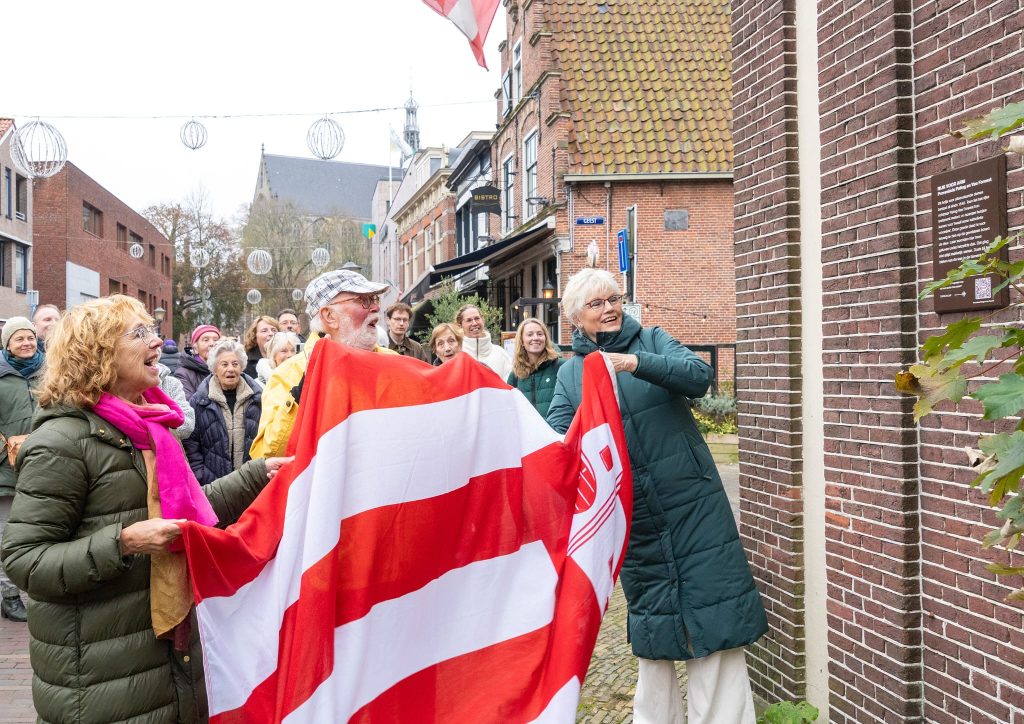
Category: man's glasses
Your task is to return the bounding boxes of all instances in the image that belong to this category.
[332,294,381,310]
[582,294,624,310]
[123,324,161,342]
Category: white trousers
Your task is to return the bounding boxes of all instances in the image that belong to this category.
[633,647,756,724]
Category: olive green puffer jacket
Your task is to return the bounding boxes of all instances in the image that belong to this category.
[547,316,767,661]
[0,355,42,496]
[0,404,269,724]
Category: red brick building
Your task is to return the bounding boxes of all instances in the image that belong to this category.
[734,1,1024,721]
[431,0,735,381]
[32,162,173,329]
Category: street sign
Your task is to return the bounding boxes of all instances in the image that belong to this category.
[622,302,641,323]
[617,230,629,272]
[575,216,605,225]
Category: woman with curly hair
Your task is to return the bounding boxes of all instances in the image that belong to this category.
[429,322,464,365]
[0,295,290,723]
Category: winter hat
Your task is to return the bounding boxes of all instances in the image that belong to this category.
[161,339,179,354]
[190,324,221,347]
[2,316,36,350]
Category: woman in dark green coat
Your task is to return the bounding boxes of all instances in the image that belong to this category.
[506,316,564,417]
[0,296,291,724]
[546,269,767,724]
[0,316,44,622]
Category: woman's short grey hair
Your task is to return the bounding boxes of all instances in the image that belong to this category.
[266,331,301,367]
[207,339,246,368]
[561,268,623,323]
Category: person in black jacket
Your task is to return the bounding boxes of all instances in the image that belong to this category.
[184,339,262,485]
[242,316,280,379]
[506,317,564,417]
[159,339,181,373]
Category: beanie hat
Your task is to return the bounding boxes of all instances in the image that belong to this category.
[161,339,178,354]
[2,316,36,350]
[190,324,221,347]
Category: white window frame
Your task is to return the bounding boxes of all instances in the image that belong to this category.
[433,218,443,264]
[502,155,516,233]
[512,41,523,108]
[502,71,513,116]
[523,130,539,221]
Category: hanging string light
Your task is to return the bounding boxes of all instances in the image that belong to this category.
[311,247,330,268]
[180,119,208,150]
[11,120,68,179]
[306,116,345,160]
[246,249,273,275]
[246,289,262,305]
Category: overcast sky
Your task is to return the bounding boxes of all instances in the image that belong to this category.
[6,0,505,221]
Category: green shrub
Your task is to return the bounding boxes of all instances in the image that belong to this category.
[757,701,819,724]
[695,392,737,421]
[692,409,737,436]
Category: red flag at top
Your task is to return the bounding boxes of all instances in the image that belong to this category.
[180,341,632,722]
[421,0,501,69]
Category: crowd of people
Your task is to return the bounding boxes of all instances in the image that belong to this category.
[0,267,766,724]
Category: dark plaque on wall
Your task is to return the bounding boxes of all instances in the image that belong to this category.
[930,155,1009,314]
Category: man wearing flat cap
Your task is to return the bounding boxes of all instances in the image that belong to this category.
[250,269,398,458]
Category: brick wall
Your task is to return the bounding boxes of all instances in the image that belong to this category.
[32,163,173,329]
[734,0,1024,720]
[913,3,1024,723]
[732,0,807,704]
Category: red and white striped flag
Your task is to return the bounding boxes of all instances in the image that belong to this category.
[420,0,501,69]
[180,340,632,723]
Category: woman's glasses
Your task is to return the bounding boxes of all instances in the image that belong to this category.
[582,294,624,310]
[123,324,161,342]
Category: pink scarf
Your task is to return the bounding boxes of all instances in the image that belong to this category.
[93,387,218,536]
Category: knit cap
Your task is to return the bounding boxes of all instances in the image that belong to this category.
[2,316,36,350]
[190,324,221,347]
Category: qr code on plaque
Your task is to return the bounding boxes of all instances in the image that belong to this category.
[975,276,993,300]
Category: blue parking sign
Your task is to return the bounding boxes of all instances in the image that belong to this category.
[617,230,629,272]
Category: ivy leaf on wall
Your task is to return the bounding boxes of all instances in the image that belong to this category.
[973,374,1024,420]
[953,101,1024,139]
[895,364,967,422]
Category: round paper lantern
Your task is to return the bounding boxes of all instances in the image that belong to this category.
[10,120,68,179]
[311,247,330,268]
[246,248,273,275]
[307,116,345,160]
[246,289,262,305]
[129,242,145,259]
[180,120,208,150]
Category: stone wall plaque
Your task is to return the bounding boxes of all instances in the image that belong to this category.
[930,155,1009,314]
[664,209,689,231]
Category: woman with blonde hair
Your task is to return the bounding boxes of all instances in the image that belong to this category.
[429,322,464,365]
[0,295,289,723]
[242,315,280,379]
[256,330,302,386]
[506,317,564,417]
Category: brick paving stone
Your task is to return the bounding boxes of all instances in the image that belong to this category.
[0,593,34,724]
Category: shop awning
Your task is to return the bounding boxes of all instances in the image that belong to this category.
[430,216,556,281]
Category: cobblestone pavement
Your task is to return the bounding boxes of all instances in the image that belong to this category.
[0,464,741,723]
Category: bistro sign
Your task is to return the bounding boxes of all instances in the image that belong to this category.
[471,185,501,214]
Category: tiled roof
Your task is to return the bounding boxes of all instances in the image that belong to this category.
[548,0,731,175]
[0,119,13,142]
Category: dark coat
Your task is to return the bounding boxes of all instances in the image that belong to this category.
[0,404,268,724]
[546,316,767,661]
[0,355,43,495]
[172,354,209,401]
[159,350,181,374]
[506,357,564,418]
[244,346,262,380]
[184,375,262,485]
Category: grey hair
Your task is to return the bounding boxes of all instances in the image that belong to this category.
[561,268,622,324]
[266,331,302,368]
[308,315,325,335]
[207,339,247,368]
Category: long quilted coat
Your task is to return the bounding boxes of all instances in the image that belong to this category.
[0,404,269,723]
[546,316,767,661]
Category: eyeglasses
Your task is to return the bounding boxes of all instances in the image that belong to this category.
[123,324,161,342]
[330,294,381,310]
[582,294,624,311]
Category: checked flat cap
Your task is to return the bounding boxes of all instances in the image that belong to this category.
[304,270,389,319]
